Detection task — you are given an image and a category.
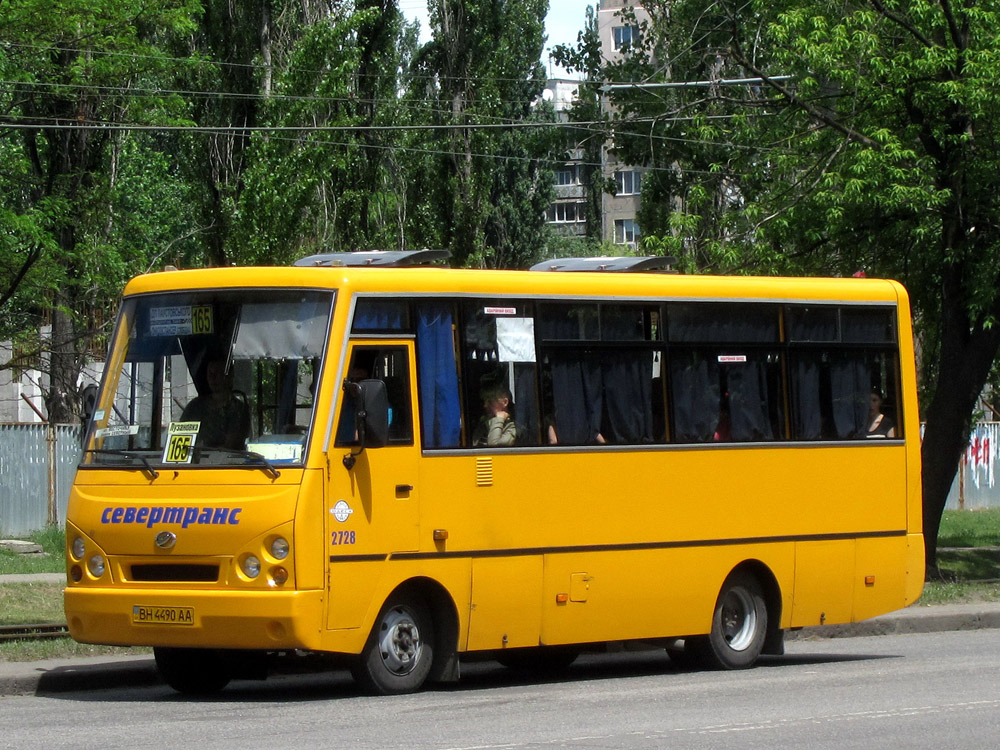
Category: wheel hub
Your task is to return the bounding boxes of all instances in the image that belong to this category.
[378,606,423,675]
[720,587,757,652]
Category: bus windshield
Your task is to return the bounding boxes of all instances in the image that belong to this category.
[81,288,334,469]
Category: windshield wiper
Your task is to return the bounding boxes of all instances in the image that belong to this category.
[84,449,160,480]
[220,449,282,479]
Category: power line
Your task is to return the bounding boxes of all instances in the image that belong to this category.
[0,118,618,133]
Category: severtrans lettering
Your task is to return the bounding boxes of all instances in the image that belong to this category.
[100,506,242,528]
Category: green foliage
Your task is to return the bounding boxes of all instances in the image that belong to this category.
[412,0,555,268]
[0,0,203,418]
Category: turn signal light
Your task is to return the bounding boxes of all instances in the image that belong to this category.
[271,567,289,585]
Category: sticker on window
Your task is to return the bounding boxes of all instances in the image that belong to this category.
[497,317,536,363]
[149,306,213,337]
[162,422,200,464]
[94,425,140,439]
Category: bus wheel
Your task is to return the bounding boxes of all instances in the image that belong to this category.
[154,647,232,694]
[353,595,434,695]
[691,571,768,670]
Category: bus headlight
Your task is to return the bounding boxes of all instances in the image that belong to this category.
[270,538,289,561]
[241,555,261,579]
[71,537,85,560]
[87,555,106,578]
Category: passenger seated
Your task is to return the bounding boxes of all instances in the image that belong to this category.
[867,389,896,438]
[181,357,251,450]
[472,385,517,447]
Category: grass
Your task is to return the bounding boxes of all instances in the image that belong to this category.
[918,579,1000,605]
[0,582,65,625]
[0,581,147,663]
[938,508,1000,547]
[0,526,65,575]
[0,640,146,663]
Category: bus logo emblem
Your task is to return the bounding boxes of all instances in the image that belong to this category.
[332,501,354,523]
[154,531,177,549]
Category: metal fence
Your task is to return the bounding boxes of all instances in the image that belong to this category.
[0,424,81,537]
[946,422,1000,510]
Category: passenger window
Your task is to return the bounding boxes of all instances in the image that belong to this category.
[667,303,779,343]
[335,346,413,446]
[668,349,784,443]
[460,301,540,447]
[536,303,659,446]
[352,299,409,332]
[789,350,900,440]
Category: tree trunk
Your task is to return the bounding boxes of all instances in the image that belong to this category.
[920,265,1000,574]
[46,266,83,425]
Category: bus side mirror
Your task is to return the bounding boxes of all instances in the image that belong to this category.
[80,383,99,448]
[358,379,389,448]
[342,379,389,469]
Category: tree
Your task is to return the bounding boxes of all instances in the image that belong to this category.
[412,0,555,268]
[594,0,1000,572]
[0,0,201,422]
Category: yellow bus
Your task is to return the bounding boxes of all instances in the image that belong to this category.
[65,252,923,695]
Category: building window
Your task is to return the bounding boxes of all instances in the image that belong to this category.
[613,25,640,50]
[549,202,586,223]
[555,166,578,186]
[614,219,641,245]
[614,170,642,196]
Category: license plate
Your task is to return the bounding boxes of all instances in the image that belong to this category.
[132,605,194,626]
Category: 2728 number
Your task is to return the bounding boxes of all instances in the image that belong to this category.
[331,530,356,545]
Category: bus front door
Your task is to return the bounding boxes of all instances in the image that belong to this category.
[326,342,420,630]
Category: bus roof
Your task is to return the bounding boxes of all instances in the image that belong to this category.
[122,264,907,305]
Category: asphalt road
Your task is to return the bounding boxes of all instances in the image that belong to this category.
[2,629,999,749]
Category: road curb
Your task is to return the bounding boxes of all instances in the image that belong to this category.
[788,606,1000,640]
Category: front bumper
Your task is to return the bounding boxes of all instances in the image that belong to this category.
[64,587,325,651]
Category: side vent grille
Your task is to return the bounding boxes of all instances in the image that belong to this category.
[475,457,494,487]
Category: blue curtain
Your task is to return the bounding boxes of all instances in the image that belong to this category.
[416,304,462,448]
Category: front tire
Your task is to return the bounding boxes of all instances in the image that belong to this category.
[690,571,768,670]
[154,647,232,695]
[352,595,434,695]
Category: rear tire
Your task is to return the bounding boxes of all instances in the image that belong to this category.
[352,594,434,695]
[154,647,232,695]
[690,571,768,670]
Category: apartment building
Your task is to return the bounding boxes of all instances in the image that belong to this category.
[545,0,649,248]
